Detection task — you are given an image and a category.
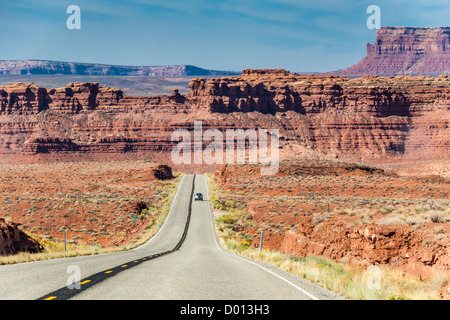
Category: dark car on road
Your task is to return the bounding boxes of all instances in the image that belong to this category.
[194,193,203,201]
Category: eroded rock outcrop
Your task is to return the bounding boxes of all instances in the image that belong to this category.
[152,164,174,180]
[281,217,449,280]
[0,218,43,256]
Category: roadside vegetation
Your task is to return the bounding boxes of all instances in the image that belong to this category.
[206,170,449,300]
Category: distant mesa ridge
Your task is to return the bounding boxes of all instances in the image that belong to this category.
[328,27,450,77]
[0,60,240,77]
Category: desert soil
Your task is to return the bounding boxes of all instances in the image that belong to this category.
[0,161,178,248]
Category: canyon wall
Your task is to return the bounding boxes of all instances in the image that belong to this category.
[0,69,449,166]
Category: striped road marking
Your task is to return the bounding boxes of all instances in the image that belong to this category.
[38,175,197,301]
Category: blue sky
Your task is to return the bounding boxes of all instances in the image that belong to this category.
[0,0,449,72]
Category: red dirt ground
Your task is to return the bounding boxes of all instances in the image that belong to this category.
[0,161,177,248]
[212,160,449,284]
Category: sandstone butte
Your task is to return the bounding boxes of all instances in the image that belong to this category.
[330,27,450,76]
[0,69,448,166]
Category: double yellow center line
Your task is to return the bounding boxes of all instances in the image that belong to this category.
[38,175,197,301]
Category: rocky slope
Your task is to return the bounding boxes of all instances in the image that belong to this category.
[0,60,239,77]
[0,69,448,166]
[0,218,43,256]
[330,27,450,76]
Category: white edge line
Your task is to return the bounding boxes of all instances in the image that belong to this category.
[138,174,187,248]
[204,174,320,301]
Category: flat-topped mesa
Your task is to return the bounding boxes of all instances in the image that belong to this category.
[331,27,450,76]
[0,60,240,76]
[367,27,450,56]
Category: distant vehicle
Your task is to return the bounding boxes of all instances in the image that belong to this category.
[194,193,203,201]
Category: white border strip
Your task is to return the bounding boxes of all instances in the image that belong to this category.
[139,174,187,248]
[204,174,320,301]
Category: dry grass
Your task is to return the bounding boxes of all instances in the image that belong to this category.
[230,247,448,300]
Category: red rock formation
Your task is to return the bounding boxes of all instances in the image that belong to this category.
[331,27,450,76]
[0,218,43,256]
[188,70,303,113]
[281,217,449,280]
[152,164,174,180]
[0,69,448,166]
[0,82,50,115]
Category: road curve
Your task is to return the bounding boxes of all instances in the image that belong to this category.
[0,174,339,300]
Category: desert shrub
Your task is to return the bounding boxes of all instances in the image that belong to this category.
[313,212,332,225]
[425,199,446,211]
[220,214,236,224]
[405,216,425,226]
[377,215,403,225]
[211,193,225,210]
[380,206,394,214]
[428,210,446,223]
[225,200,238,209]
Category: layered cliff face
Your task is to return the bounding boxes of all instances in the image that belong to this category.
[189,69,444,116]
[188,69,304,113]
[0,69,448,166]
[332,27,450,76]
[187,70,449,160]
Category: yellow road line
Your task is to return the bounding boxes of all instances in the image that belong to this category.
[80,280,91,285]
[105,270,113,274]
[121,265,127,267]
[44,296,57,300]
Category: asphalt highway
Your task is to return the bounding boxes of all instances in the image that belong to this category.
[0,174,339,300]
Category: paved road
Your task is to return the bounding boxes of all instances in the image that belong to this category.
[0,174,339,300]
